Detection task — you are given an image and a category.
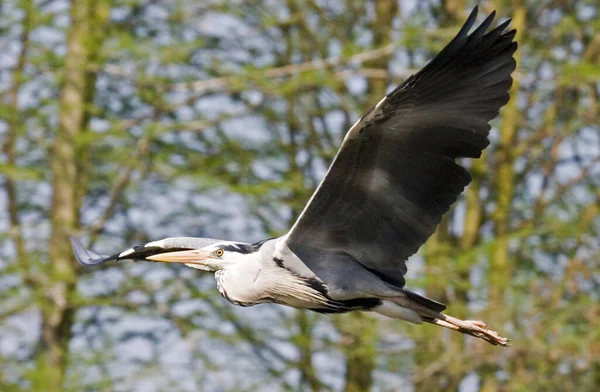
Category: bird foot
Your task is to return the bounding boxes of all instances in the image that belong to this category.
[465,319,487,328]
[437,315,510,346]
[463,320,509,346]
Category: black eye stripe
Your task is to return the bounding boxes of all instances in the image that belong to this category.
[220,244,259,254]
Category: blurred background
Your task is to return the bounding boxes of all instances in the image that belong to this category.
[1,0,599,391]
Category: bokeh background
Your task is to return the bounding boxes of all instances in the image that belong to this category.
[1,0,599,391]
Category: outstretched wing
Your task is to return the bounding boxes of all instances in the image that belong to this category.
[285,7,517,287]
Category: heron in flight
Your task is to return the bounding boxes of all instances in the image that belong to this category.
[72,7,516,346]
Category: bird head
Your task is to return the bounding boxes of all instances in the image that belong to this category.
[146,242,258,272]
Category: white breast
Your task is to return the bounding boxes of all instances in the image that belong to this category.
[214,259,266,306]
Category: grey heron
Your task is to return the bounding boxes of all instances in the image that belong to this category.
[72,7,516,346]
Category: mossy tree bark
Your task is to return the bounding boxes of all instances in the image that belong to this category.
[481,3,525,392]
[339,1,398,391]
[415,4,473,391]
[36,1,109,390]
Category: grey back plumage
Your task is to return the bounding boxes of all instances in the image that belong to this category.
[285,8,517,287]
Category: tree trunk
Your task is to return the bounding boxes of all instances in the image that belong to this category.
[336,313,378,392]
[488,4,525,312]
[339,2,398,391]
[296,311,321,391]
[35,1,108,390]
[415,5,470,391]
[2,0,32,284]
[482,4,525,392]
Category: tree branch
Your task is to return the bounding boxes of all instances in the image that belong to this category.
[166,44,399,94]
[1,0,35,287]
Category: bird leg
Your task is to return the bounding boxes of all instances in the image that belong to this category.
[392,297,510,346]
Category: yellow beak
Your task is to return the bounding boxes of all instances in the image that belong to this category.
[146,249,210,264]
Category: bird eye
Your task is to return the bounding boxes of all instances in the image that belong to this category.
[215,249,224,257]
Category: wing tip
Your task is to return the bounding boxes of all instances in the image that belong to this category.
[463,6,479,33]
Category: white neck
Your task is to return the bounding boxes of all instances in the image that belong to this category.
[214,251,265,305]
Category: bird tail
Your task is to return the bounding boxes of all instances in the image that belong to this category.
[402,288,447,313]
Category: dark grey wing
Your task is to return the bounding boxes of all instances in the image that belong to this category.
[285,8,517,287]
[71,236,221,266]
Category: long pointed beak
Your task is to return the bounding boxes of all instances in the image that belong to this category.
[146,249,210,264]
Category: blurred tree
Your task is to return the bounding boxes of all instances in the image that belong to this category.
[39,1,109,389]
[0,0,598,391]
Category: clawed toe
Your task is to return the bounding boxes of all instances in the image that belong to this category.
[468,322,510,346]
[465,320,488,328]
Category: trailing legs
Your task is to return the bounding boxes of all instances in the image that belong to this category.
[391,296,510,346]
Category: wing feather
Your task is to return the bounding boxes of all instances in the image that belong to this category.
[285,7,517,287]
